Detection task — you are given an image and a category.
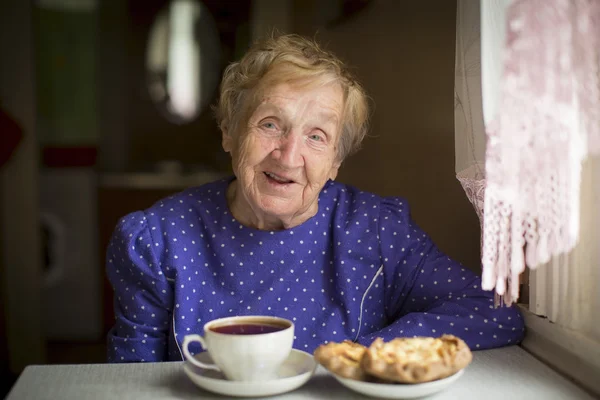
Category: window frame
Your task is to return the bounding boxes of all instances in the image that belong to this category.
[519,291,600,396]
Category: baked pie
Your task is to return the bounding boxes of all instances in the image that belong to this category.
[314,334,472,384]
[361,335,472,383]
[313,340,369,381]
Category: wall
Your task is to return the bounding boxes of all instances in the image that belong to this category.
[309,0,482,271]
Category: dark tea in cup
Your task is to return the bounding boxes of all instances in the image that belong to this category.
[210,318,290,335]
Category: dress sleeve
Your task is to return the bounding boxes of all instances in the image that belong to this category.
[356,197,525,350]
[105,211,173,362]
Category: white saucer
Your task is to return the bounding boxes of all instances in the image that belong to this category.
[333,369,465,399]
[182,349,317,397]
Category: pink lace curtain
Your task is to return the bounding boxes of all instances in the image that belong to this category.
[455,0,600,305]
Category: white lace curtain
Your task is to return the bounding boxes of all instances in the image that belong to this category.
[454,0,600,337]
[454,0,505,298]
[454,0,490,244]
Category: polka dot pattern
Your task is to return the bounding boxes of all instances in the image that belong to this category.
[106,178,525,362]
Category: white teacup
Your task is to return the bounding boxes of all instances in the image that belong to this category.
[182,315,294,382]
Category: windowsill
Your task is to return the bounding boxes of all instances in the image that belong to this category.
[518,304,600,397]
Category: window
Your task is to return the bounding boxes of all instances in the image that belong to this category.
[455,0,600,395]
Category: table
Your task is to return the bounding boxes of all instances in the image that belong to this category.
[6,346,595,399]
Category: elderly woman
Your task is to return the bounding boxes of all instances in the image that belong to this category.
[106,34,524,362]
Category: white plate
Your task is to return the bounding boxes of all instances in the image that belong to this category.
[182,349,317,398]
[333,369,465,399]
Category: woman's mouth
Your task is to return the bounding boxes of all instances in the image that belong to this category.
[264,171,294,184]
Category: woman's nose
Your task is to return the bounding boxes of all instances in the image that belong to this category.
[273,133,303,168]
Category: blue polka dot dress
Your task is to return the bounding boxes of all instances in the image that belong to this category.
[106,177,525,362]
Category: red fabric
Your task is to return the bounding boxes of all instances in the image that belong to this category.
[0,108,24,167]
[42,146,97,168]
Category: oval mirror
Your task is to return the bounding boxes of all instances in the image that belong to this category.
[146,0,221,124]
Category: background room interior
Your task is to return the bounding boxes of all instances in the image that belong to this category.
[0,0,484,395]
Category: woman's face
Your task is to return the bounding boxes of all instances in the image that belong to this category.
[223,80,344,229]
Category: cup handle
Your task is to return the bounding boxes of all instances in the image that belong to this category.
[182,334,220,371]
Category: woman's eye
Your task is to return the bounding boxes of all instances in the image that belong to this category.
[262,122,277,130]
[309,134,323,142]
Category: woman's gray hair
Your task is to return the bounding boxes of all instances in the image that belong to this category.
[214,33,370,162]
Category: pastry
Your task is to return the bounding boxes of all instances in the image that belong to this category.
[313,340,368,381]
[361,334,472,383]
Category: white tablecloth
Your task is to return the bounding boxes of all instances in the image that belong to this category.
[6,346,594,399]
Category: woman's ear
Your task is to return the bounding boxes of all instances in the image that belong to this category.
[328,160,341,181]
[222,128,233,153]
